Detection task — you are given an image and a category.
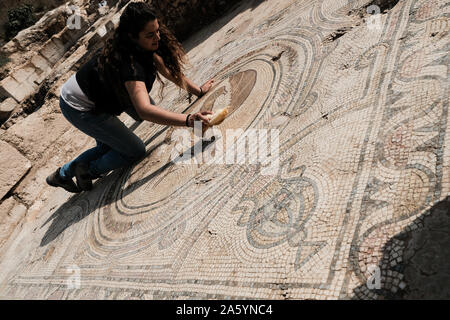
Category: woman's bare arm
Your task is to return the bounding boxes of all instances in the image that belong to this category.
[124,80,211,126]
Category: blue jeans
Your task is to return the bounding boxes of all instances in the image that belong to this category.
[59,96,152,179]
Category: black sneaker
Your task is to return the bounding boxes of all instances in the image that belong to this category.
[73,162,93,191]
[46,168,81,193]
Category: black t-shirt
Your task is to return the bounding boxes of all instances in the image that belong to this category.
[75,48,157,115]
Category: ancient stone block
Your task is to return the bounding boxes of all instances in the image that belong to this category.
[30,55,52,85]
[11,65,39,88]
[58,27,85,46]
[12,126,93,206]
[2,109,70,162]
[31,54,52,75]
[0,98,19,122]
[0,76,35,103]
[0,141,31,200]
[111,13,120,26]
[51,36,66,52]
[39,37,66,65]
[0,77,18,100]
[97,25,108,38]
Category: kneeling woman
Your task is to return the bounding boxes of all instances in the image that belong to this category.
[47,2,214,193]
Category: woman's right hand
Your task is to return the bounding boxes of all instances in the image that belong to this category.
[200,79,215,96]
[187,111,213,129]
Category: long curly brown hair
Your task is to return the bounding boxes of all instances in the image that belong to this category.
[97,1,187,107]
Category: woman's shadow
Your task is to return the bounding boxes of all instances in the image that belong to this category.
[40,119,217,247]
[351,196,450,299]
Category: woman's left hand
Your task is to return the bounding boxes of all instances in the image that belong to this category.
[200,79,215,96]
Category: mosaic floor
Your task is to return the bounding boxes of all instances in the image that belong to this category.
[0,0,449,299]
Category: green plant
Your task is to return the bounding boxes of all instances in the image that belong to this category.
[4,4,36,41]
